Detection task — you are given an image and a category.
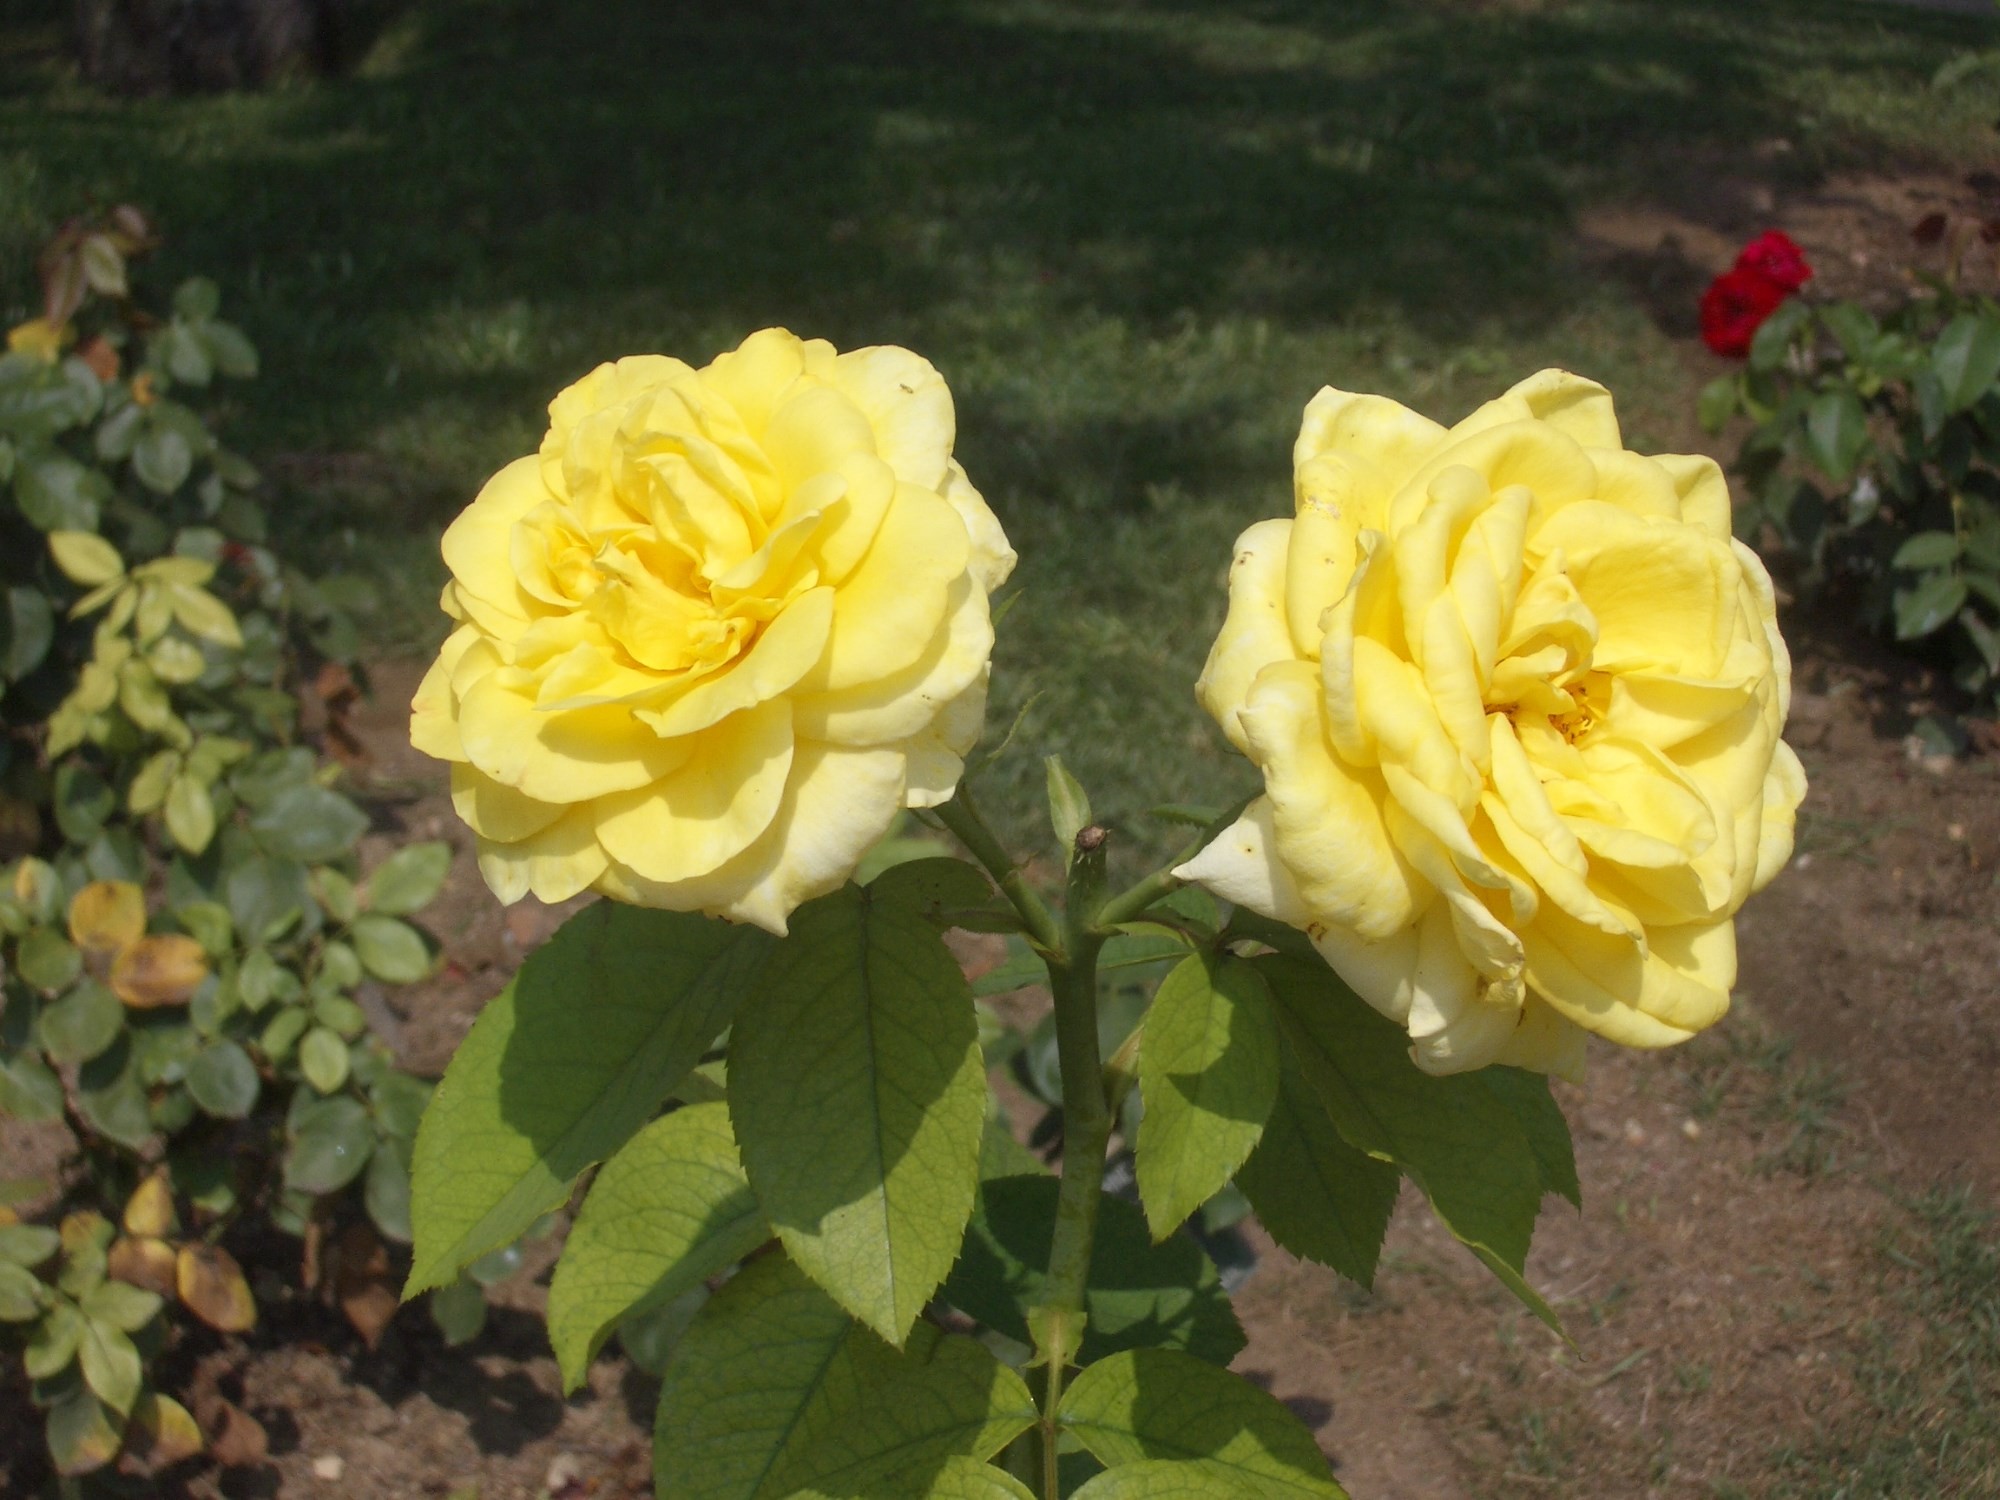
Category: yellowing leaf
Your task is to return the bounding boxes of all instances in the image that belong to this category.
[111,935,207,1008]
[107,1235,178,1296]
[121,1172,178,1239]
[68,881,144,966]
[176,1243,255,1331]
[48,531,124,588]
[124,1391,204,1473]
[133,556,214,588]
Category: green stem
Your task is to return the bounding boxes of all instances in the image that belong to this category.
[1093,795,1254,932]
[1034,832,1112,1500]
[935,788,1066,956]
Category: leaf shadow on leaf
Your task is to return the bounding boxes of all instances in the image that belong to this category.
[945,1175,1246,1366]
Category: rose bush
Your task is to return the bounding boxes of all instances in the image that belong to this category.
[1177,370,1806,1077]
[410,328,1015,932]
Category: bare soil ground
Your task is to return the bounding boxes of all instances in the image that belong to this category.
[9,172,2000,1500]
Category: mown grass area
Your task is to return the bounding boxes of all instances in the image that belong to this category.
[2,0,1997,858]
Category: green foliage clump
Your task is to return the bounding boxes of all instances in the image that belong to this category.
[0,212,466,1486]
[1703,258,2000,704]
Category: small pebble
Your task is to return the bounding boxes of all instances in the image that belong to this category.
[1623,1118,1648,1147]
[313,1455,345,1482]
[1948,823,1966,842]
[1682,1119,1702,1141]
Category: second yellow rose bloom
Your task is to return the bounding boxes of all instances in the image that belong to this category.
[1179,370,1804,1078]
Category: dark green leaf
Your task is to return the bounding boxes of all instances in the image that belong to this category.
[4,586,53,679]
[1255,955,1559,1332]
[185,1040,260,1119]
[406,903,767,1295]
[53,765,116,845]
[429,1276,486,1346]
[653,1253,1037,1500]
[248,783,367,864]
[1892,531,1962,572]
[943,1174,1245,1367]
[285,1095,374,1193]
[1236,1059,1400,1288]
[1935,310,2000,413]
[0,1053,64,1121]
[131,424,192,495]
[1479,1068,1580,1208]
[1803,389,1868,482]
[18,928,82,992]
[1894,572,1969,641]
[77,1040,152,1149]
[37,980,123,1065]
[15,449,109,531]
[1058,1349,1344,1497]
[1696,375,1737,436]
[364,1147,413,1243]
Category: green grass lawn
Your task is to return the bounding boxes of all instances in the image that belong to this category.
[2,0,1997,857]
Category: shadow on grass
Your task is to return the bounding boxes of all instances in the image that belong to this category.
[2,0,1993,520]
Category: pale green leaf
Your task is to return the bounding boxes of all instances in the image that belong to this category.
[45,1387,122,1476]
[943,1174,1244,1367]
[163,775,215,854]
[1059,1349,1343,1497]
[78,1317,142,1413]
[406,903,767,1295]
[546,1102,769,1392]
[48,530,123,587]
[729,883,985,1344]
[652,1253,1037,1500]
[1136,954,1278,1239]
[365,842,452,915]
[1235,1059,1399,1288]
[351,914,431,983]
[924,1458,1039,1498]
[299,1027,350,1093]
[1070,1461,1262,1498]
[81,1279,161,1332]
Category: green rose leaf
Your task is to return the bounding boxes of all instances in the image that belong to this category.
[1234,1059,1400,1289]
[248,782,367,864]
[45,1387,123,1477]
[364,841,453,916]
[1255,955,1561,1333]
[1069,1461,1263,1498]
[406,903,767,1296]
[4,585,53,679]
[0,1053,64,1121]
[1802,388,1868,482]
[1892,530,1963,573]
[0,1259,47,1319]
[1479,1067,1580,1209]
[927,1458,1038,1499]
[132,423,193,495]
[77,1040,153,1149]
[19,928,82,992]
[53,764,117,845]
[364,1146,413,1243]
[285,1095,374,1193]
[15,448,110,531]
[1136,953,1279,1239]
[0,1223,61,1266]
[652,1253,1037,1500]
[546,1102,769,1393]
[78,1317,143,1414]
[299,1026,351,1094]
[1046,753,1093,867]
[1894,572,1968,642]
[1058,1349,1344,1497]
[81,1279,162,1333]
[163,776,216,855]
[943,1174,1245,1368]
[429,1276,486,1346]
[351,914,432,983]
[729,882,986,1345]
[25,1298,82,1379]
[185,1040,261,1119]
[37,980,124,1065]
[1934,309,2000,412]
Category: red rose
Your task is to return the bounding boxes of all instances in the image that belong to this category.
[1699,266,1790,357]
[1734,230,1812,291]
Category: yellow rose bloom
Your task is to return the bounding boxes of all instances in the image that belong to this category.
[1177,370,1804,1079]
[411,328,1015,933]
